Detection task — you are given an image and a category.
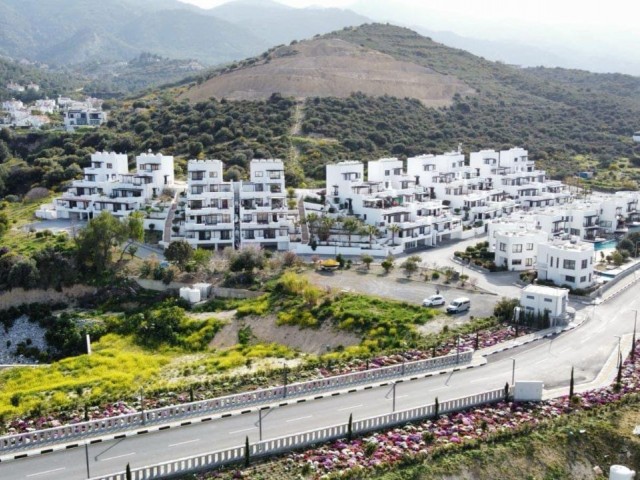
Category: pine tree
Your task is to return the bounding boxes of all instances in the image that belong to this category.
[569,366,575,399]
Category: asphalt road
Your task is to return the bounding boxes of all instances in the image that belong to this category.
[0,279,636,479]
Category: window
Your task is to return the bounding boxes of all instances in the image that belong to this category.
[526,295,534,300]
[255,171,263,177]
[499,242,506,252]
[106,163,112,169]
[512,259,522,265]
[209,171,218,178]
[526,258,533,266]
[526,243,534,251]
[580,276,587,283]
[385,170,390,176]
[565,275,575,282]
[563,259,575,270]
[512,244,522,253]
[544,298,552,303]
[581,259,588,269]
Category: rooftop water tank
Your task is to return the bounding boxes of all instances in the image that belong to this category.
[179,287,201,304]
[610,465,636,480]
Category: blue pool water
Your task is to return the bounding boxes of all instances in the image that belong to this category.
[594,239,618,251]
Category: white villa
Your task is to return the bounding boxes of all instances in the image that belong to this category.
[520,284,570,325]
[494,229,549,271]
[537,238,595,290]
[42,151,175,220]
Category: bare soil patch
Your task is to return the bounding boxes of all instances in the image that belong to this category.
[181,38,474,107]
[208,312,361,355]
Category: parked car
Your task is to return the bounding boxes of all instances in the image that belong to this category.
[446,297,471,314]
[422,294,446,307]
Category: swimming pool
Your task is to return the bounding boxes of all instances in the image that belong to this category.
[594,239,617,251]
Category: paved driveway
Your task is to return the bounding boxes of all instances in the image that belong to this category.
[304,268,499,328]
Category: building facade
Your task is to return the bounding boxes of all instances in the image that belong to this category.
[537,238,595,290]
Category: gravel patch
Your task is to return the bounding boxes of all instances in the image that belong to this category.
[0,315,47,365]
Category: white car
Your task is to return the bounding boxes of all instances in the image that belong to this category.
[422,294,446,307]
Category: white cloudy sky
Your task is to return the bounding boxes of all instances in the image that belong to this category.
[179,0,639,72]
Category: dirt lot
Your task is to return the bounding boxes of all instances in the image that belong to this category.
[206,312,361,355]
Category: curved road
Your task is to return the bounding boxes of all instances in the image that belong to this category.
[0,283,637,478]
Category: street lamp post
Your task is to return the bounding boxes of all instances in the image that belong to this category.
[510,357,516,386]
[455,335,460,364]
[282,363,288,399]
[258,408,263,441]
[84,441,90,479]
[140,387,145,426]
[614,335,622,367]
[632,310,638,360]
[392,382,397,413]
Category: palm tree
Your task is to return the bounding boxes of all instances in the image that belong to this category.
[342,217,360,247]
[318,216,335,244]
[361,224,379,248]
[388,224,401,246]
[304,212,319,243]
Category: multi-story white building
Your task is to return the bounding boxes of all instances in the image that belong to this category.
[239,159,293,250]
[53,151,174,220]
[63,107,107,131]
[184,160,235,250]
[494,229,549,271]
[537,238,595,290]
[326,160,461,249]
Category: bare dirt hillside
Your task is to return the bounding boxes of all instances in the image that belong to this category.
[180,38,475,107]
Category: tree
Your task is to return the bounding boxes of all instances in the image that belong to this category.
[401,258,418,277]
[361,254,373,270]
[33,247,76,290]
[569,366,575,400]
[381,255,394,274]
[611,250,625,267]
[388,224,401,246]
[434,397,439,417]
[164,240,194,271]
[304,212,319,242]
[192,248,212,271]
[229,246,266,284]
[126,463,132,480]
[347,413,353,441]
[75,211,127,274]
[493,297,520,323]
[361,225,379,247]
[504,382,510,402]
[8,258,39,290]
[317,216,335,243]
[0,211,9,238]
[342,217,360,247]
[118,212,144,262]
[244,436,250,467]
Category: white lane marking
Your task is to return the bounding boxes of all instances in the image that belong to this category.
[169,439,200,447]
[286,415,312,423]
[338,404,363,412]
[101,452,136,462]
[228,427,255,434]
[27,468,66,477]
[397,395,410,399]
[430,386,449,391]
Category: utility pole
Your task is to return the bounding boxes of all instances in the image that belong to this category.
[632,310,637,361]
[510,357,516,386]
[84,442,90,479]
[258,408,263,441]
[282,363,288,399]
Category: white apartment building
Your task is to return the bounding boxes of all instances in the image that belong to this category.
[54,151,174,220]
[520,284,569,324]
[537,238,595,290]
[184,160,235,250]
[239,159,293,250]
[593,191,640,234]
[326,160,461,249]
[494,229,549,271]
[63,107,107,131]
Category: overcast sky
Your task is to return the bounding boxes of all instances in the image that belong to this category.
[179,0,639,72]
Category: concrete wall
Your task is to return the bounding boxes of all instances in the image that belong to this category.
[0,285,96,309]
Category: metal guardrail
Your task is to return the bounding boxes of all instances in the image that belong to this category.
[91,388,505,480]
[0,350,473,454]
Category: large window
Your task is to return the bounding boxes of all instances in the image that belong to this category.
[563,259,576,270]
[526,243,534,251]
[512,244,523,253]
[565,275,575,283]
[512,259,522,265]
[526,258,533,266]
[581,259,588,269]
[499,242,506,252]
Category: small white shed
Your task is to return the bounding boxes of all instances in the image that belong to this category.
[520,284,569,325]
